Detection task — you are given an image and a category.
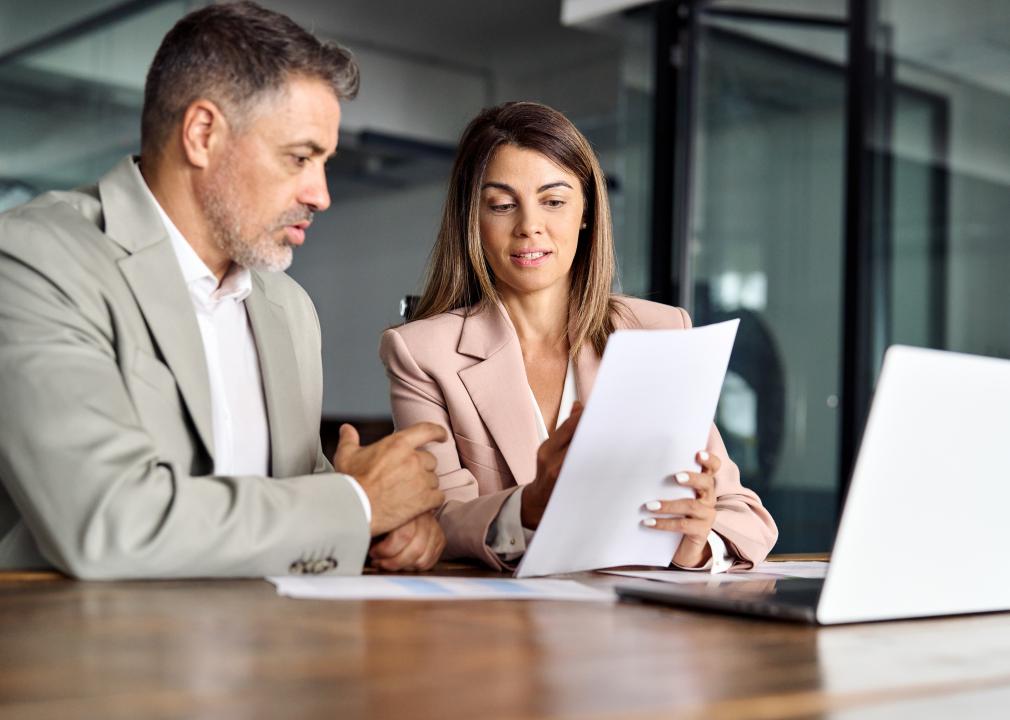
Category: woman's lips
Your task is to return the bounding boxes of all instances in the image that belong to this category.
[510,250,552,267]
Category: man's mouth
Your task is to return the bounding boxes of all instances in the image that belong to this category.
[285,221,311,246]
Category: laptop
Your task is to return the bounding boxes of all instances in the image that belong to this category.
[616,345,1010,624]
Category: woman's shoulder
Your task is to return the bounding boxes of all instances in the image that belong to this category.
[610,295,692,330]
[379,307,469,365]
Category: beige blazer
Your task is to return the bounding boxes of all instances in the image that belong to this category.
[0,157,369,578]
[380,296,778,571]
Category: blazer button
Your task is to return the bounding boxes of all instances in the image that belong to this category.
[309,557,339,574]
[289,560,306,575]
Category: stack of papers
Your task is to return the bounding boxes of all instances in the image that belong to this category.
[268,576,614,601]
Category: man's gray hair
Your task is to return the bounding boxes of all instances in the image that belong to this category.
[141,1,358,156]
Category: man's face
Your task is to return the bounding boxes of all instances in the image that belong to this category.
[198,76,341,272]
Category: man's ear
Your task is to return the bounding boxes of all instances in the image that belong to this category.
[180,98,227,169]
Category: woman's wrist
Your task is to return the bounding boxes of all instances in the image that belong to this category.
[673,537,713,568]
[520,483,545,529]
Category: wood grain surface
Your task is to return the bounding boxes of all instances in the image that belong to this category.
[0,566,1008,720]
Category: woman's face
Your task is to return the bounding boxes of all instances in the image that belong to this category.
[478,144,585,300]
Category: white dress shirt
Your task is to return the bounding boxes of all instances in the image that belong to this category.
[134,163,371,519]
[489,359,732,573]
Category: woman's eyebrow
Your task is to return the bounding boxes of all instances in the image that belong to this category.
[481,181,574,192]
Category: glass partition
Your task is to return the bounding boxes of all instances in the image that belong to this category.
[689,8,848,551]
[875,0,1010,362]
[0,0,192,205]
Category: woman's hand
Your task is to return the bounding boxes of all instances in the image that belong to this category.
[641,450,720,568]
[520,402,584,529]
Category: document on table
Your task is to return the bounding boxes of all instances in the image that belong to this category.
[600,561,829,584]
[268,576,614,601]
[516,319,740,578]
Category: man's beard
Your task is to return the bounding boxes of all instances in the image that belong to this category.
[199,165,312,273]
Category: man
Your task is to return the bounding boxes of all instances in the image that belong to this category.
[0,2,447,578]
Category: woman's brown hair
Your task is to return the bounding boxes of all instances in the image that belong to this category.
[411,101,624,357]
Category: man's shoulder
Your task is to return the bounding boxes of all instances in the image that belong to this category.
[0,186,117,292]
[0,186,103,249]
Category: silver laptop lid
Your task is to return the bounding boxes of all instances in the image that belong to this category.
[818,346,1010,624]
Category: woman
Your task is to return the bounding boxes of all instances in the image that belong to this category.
[378,102,777,572]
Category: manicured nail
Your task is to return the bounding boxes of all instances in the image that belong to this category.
[642,518,657,527]
[699,451,710,461]
[645,500,662,511]
[675,472,689,484]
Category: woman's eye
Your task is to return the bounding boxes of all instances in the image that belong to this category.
[490,202,515,212]
[544,199,565,208]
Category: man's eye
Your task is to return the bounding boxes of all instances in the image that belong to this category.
[292,155,310,166]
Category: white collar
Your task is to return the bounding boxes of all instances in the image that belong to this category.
[530,357,578,443]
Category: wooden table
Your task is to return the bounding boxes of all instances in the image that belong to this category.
[1,565,1009,719]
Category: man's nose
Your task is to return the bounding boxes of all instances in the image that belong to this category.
[300,164,331,212]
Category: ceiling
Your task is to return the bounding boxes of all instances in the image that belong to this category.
[268,0,619,74]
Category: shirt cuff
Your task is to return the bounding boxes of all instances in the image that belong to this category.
[487,486,534,562]
[341,474,372,524]
[672,531,734,574]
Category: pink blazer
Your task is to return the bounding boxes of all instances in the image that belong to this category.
[380,296,778,571]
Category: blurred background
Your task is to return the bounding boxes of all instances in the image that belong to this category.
[1,0,1007,552]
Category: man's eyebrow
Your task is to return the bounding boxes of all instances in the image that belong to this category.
[283,140,330,157]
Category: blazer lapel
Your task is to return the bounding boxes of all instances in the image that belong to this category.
[245,276,303,478]
[457,304,540,485]
[102,158,215,459]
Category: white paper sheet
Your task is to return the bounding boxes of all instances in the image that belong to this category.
[600,561,829,584]
[754,561,829,579]
[267,576,614,601]
[516,320,739,578]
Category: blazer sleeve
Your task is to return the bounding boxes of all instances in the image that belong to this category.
[0,237,369,579]
[680,307,779,568]
[379,328,519,570]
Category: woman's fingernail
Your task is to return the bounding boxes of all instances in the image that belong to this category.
[699,451,710,461]
[675,472,690,484]
[645,500,662,511]
[642,518,657,527]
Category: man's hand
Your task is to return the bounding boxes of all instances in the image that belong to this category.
[333,422,447,536]
[369,512,445,571]
[520,402,583,529]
